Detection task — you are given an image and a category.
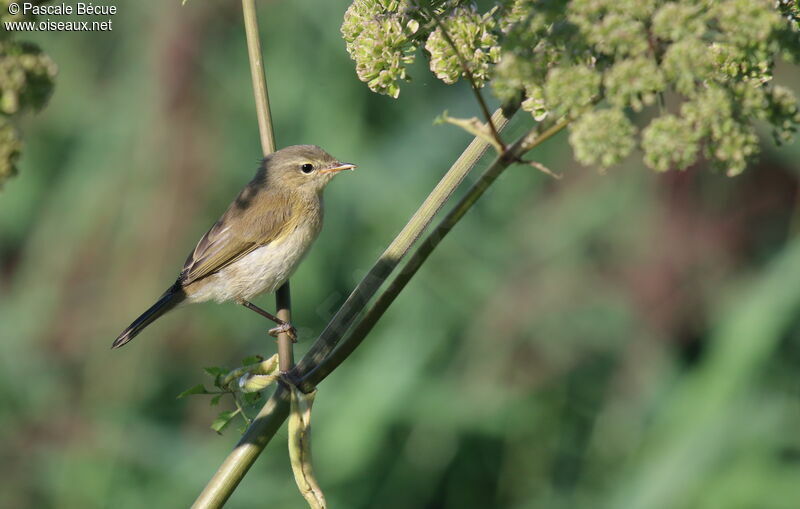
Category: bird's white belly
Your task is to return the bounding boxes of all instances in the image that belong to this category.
[187,223,320,303]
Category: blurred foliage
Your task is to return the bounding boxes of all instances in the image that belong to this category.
[0,0,58,186]
[0,1,799,509]
[342,0,800,175]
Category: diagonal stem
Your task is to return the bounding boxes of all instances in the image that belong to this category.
[293,107,514,378]
[300,117,571,388]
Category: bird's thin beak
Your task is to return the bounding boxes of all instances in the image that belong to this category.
[320,162,357,174]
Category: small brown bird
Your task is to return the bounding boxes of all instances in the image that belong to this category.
[112,145,355,349]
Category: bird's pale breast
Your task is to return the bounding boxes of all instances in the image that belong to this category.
[185,219,322,303]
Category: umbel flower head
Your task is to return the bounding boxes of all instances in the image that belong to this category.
[342,0,800,176]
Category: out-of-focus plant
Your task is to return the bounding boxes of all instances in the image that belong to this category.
[342,0,800,175]
[0,0,58,187]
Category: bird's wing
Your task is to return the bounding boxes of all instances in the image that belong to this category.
[179,185,296,286]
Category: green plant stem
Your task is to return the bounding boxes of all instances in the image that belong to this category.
[243,0,275,155]
[241,0,294,373]
[293,108,513,379]
[301,117,570,387]
[192,386,291,509]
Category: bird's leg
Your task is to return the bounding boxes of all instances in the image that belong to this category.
[239,300,298,342]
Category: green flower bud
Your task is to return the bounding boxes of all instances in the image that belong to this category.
[521,84,547,120]
[641,114,700,172]
[568,0,651,56]
[765,85,800,144]
[544,65,601,117]
[585,13,648,56]
[681,86,733,137]
[712,0,783,48]
[652,2,707,41]
[569,109,636,169]
[661,38,713,96]
[341,1,420,98]
[604,57,665,111]
[709,120,759,177]
[425,7,501,87]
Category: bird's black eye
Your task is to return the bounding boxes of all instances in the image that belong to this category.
[301,163,314,174]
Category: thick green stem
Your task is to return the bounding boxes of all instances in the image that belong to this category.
[301,117,570,387]
[293,108,513,379]
[192,386,290,509]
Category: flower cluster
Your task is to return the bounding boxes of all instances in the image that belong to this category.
[0,42,57,116]
[341,1,420,98]
[0,1,58,186]
[425,6,501,86]
[342,0,800,176]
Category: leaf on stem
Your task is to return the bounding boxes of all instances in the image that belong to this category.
[241,355,264,366]
[211,409,240,435]
[177,384,211,399]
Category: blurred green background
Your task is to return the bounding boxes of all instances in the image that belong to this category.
[2,1,800,508]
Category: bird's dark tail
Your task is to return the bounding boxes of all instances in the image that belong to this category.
[112,283,186,349]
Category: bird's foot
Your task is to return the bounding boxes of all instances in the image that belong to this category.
[279,370,301,387]
[268,322,298,342]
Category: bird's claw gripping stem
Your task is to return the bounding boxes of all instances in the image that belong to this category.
[268,322,298,342]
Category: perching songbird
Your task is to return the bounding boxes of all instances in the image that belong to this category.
[112,145,355,349]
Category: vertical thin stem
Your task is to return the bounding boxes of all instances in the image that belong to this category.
[242,0,275,155]
[275,284,294,369]
[242,0,293,373]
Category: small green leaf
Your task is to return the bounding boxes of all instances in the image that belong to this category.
[204,366,227,387]
[211,410,239,434]
[203,366,226,377]
[210,394,223,406]
[177,384,209,399]
[241,355,264,366]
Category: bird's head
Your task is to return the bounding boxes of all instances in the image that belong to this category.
[263,145,355,194]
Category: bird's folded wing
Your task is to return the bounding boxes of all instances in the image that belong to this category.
[179,187,296,286]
